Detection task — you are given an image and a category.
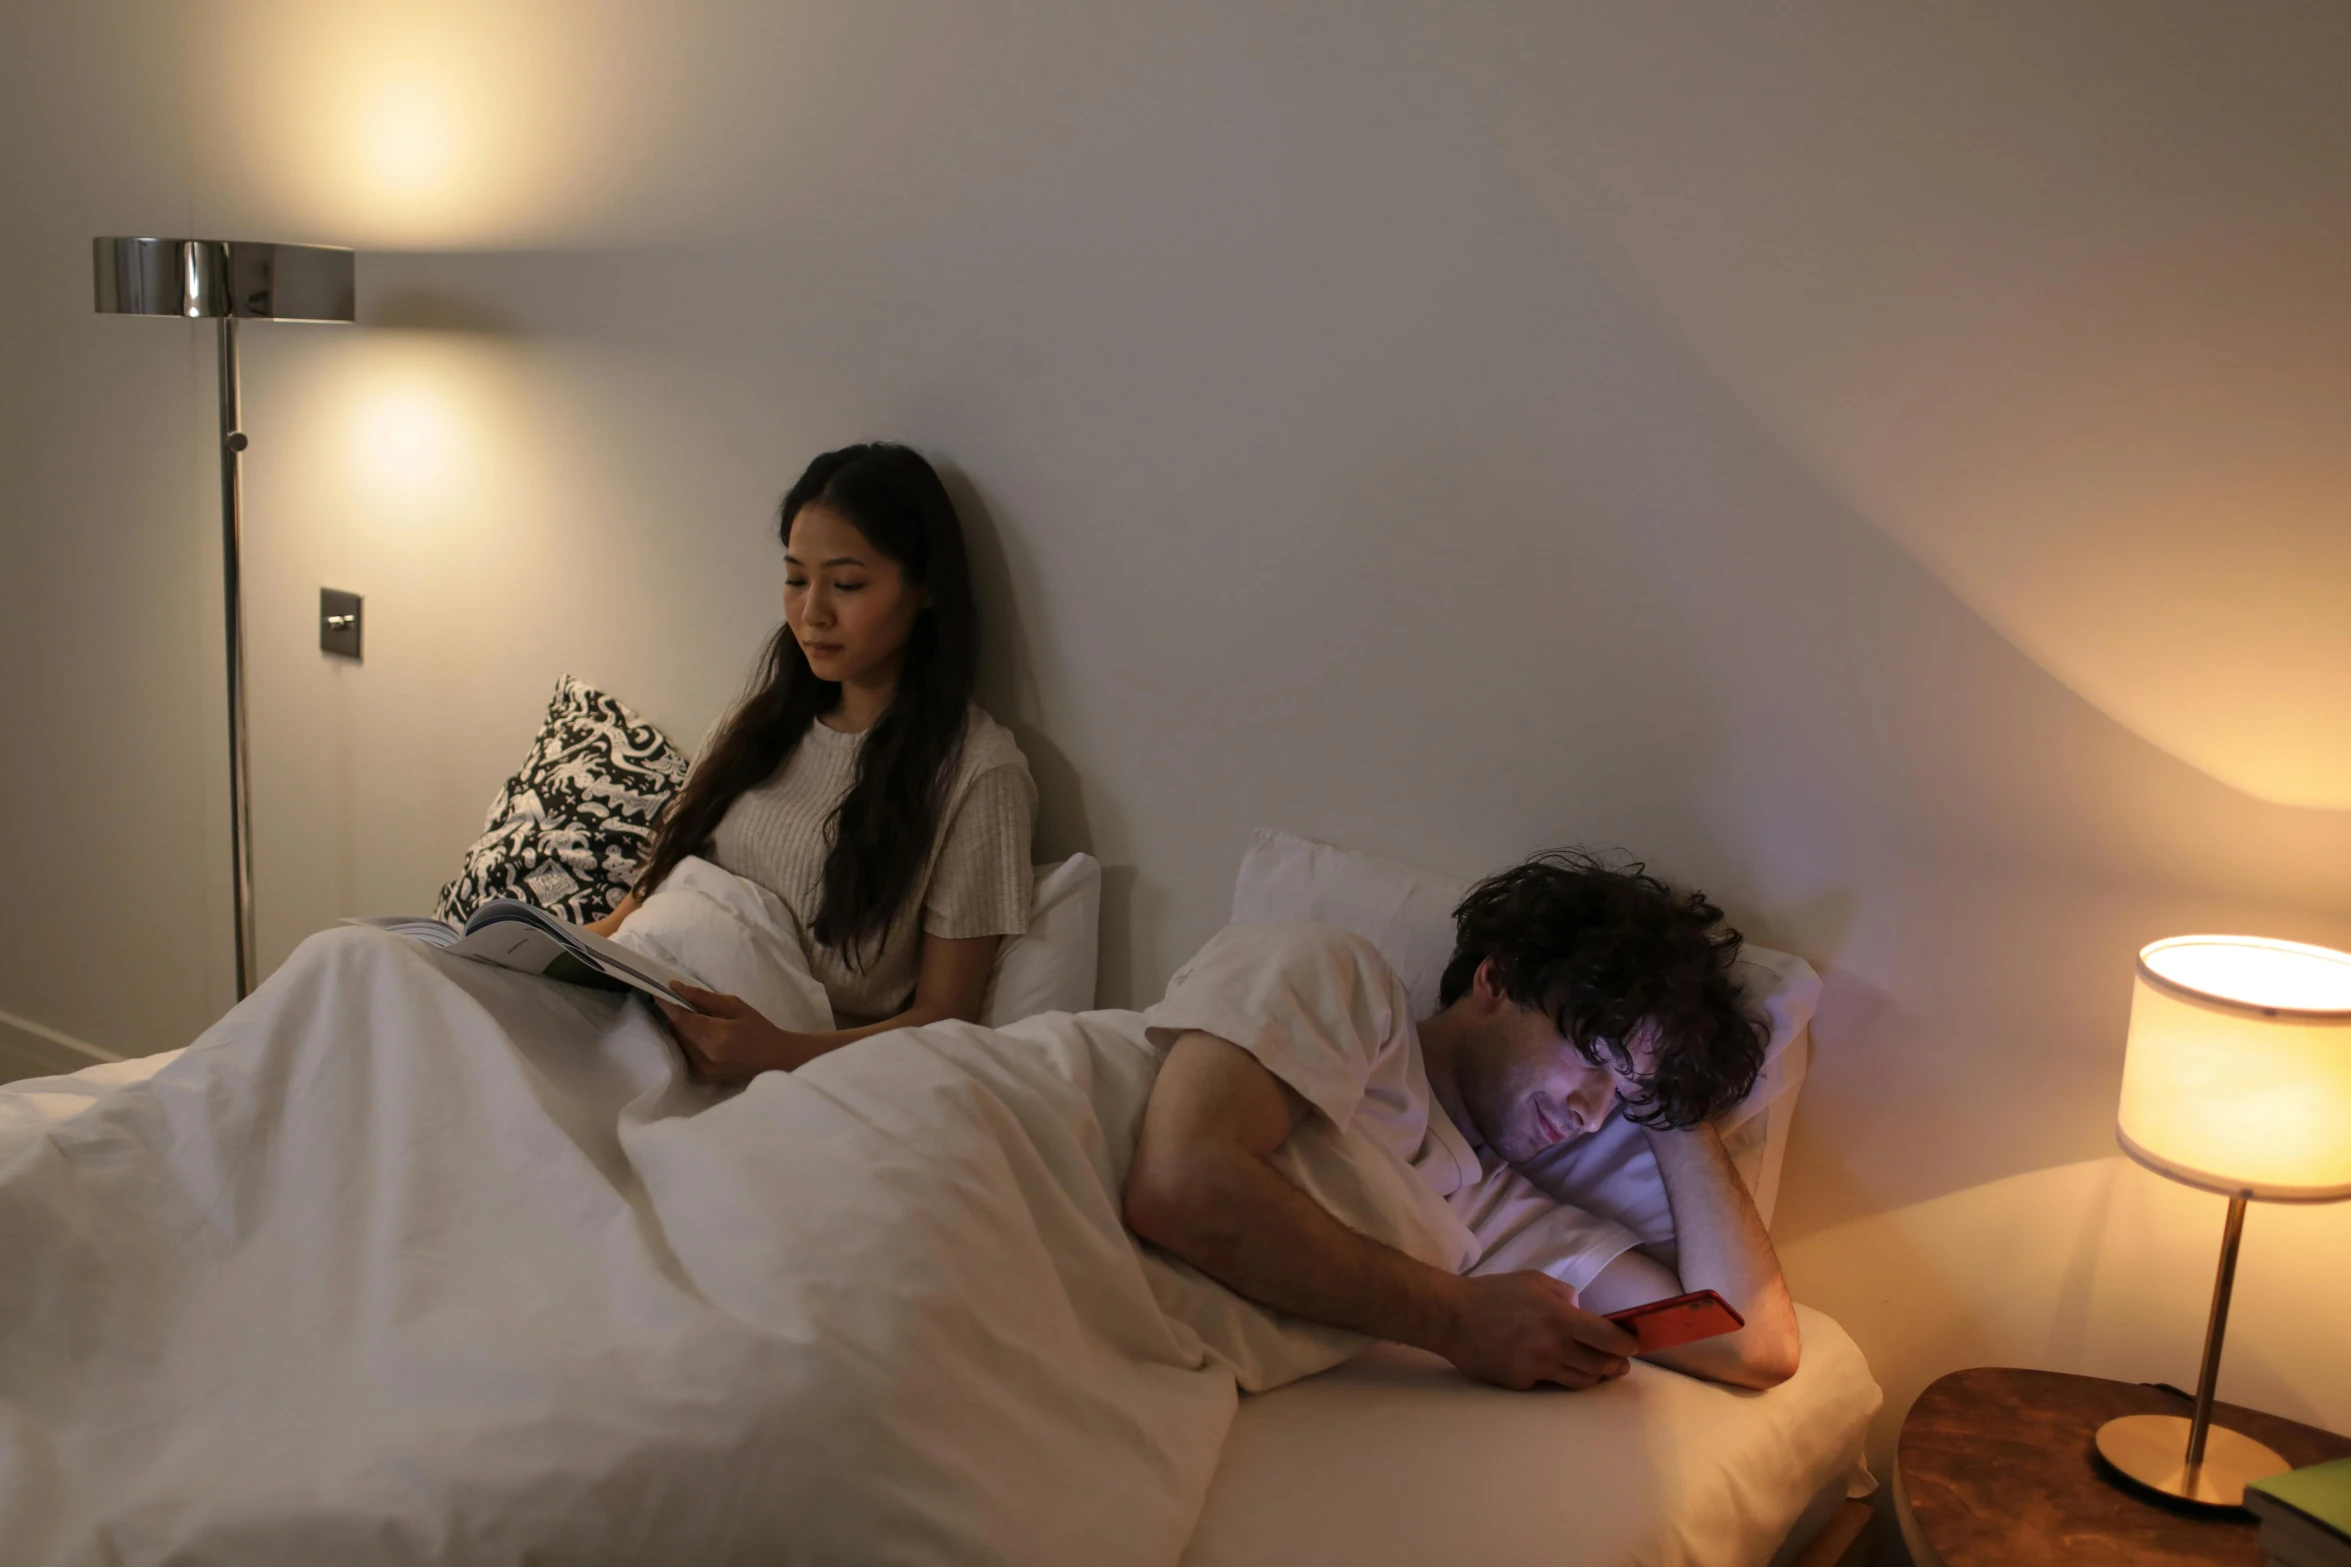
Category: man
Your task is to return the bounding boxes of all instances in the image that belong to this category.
[1123,851,1801,1392]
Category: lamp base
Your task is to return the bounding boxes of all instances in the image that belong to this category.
[2094,1413,2289,1508]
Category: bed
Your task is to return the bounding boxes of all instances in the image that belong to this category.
[0,831,1877,1566]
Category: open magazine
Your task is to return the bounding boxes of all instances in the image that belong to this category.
[349,901,703,1010]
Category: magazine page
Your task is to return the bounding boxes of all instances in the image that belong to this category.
[459,902,699,1007]
[446,921,677,1006]
[344,915,460,949]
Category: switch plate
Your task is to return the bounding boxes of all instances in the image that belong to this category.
[320,588,363,660]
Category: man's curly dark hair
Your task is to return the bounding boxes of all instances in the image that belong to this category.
[1437,850,1765,1130]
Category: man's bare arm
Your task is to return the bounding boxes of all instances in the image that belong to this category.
[1123,1031,1637,1391]
[1575,1121,1801,1389]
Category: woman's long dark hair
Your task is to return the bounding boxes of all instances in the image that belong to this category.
[635,443,978,963]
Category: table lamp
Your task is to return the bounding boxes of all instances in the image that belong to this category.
[93,238,356,999]
[2096,934,2351,1507]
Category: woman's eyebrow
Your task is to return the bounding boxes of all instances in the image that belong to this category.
[782,552,868,568]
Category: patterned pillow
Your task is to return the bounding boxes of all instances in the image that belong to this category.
[435,675,692,924]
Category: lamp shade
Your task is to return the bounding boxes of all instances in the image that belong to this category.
[93,238,354,323]
[2118,935,2351,1202]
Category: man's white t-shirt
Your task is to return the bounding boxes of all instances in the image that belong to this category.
[1140,923,1641,1292]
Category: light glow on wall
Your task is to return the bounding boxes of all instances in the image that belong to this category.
[193,1,682,248]
[1779,1152,2351,1449]
[357,73,462,207]
[354,380,461,500]
[1443,5,2351,810]
[262,334,518,534]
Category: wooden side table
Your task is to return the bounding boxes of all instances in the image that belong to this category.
[1895,1367,2351,1566]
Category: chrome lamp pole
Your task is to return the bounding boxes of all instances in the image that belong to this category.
[92,238,355,999]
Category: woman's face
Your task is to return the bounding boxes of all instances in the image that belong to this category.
[784,503,925,689]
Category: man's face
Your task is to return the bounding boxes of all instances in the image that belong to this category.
[1454,972,1660,1165]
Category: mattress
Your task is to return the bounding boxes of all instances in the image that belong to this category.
[1182,1304,1880,1567]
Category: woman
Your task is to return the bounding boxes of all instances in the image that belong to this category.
[592,442,1035,1082]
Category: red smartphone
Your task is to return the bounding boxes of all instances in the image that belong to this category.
[1605,1289,1745,1353]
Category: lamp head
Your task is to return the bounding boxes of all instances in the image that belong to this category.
[2118,935,2351,1203]
[93,238,354,323]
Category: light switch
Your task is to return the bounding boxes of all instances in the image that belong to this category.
[320,588,362,659]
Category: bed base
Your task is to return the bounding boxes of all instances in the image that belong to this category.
[1783,1500,1874,1567]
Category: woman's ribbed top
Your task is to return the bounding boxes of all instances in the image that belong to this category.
[706,705,1036,1024]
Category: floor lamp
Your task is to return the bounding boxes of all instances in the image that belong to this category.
[92,238,356,1000]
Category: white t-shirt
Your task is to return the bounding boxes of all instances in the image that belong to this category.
[1140,923,1640,1292]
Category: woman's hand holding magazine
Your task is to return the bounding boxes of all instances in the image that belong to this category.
[655,985,819,1082]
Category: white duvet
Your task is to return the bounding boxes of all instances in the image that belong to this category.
[0,919,1450,1565]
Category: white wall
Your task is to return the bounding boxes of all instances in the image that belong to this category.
[6,0,2350,1542]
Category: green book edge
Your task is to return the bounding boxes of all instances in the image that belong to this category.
[2248,1457,2351,1539]
[544,950,634,994]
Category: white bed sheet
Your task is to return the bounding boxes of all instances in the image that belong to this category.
[1182,1304,1879,1567]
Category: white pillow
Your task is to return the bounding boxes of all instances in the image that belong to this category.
[618,853,1099,1029]
[1230,828,1818,1238]
[982,854,1102,1025]
[1231,831,1467,1019]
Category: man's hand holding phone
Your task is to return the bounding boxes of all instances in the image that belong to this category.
[1605,1288,1747,1353]
[1435,1270,1641,1391]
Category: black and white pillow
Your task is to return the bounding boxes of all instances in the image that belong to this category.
[435,675,692,925]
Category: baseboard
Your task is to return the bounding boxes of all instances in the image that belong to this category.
[0,1007,119,1064]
